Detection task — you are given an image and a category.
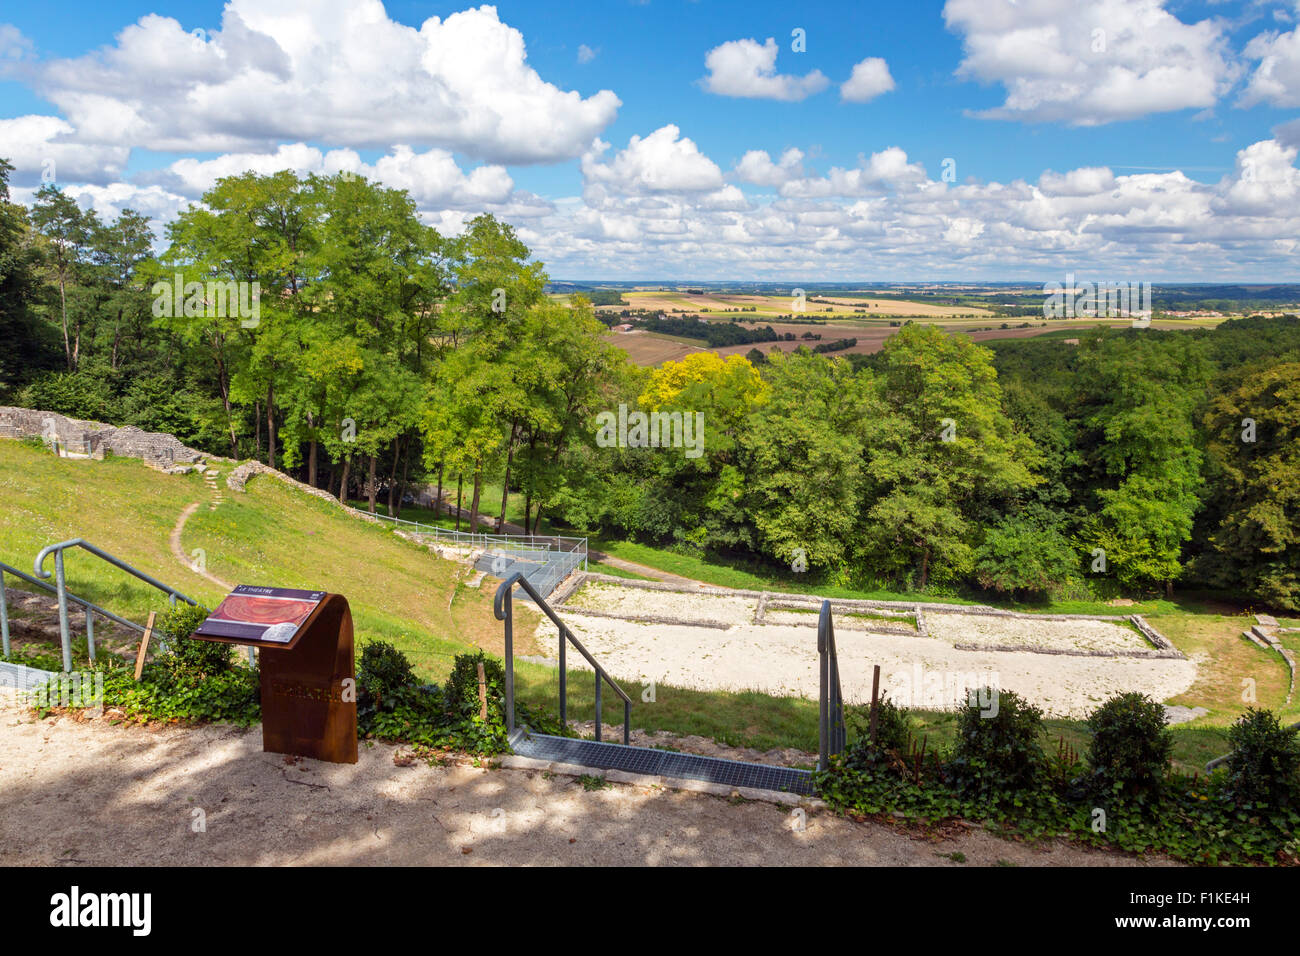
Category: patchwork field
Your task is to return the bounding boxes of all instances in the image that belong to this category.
[598,290,1223,366]
[601,290,996,319]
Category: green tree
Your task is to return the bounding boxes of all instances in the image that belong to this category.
[88,209,155,372]
[0,159,58,396]
[859,324,1041,589]
[30,184,97,371]
[974,511,1078,599]
[1074,331,1208,594]
[1198,362,1300,609]
[741,350,871,575]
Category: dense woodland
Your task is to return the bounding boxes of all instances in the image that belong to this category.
[2,159,1297,609]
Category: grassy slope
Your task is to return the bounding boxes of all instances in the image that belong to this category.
[0,440,515,678]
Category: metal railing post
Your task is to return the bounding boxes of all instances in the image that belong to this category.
[818,633,828,772]
[0,568,9,657]
[559,630,567,725]
[495,572,632,746]
[55,550,72,672]
[85,608,95,664]
[502,585,515,735]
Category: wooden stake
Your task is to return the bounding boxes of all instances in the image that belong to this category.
[868,664,881,742]
[477,661,488,721]
[133,612,156,682]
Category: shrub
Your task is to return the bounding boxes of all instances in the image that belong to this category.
[356,640,418,712]
[842,695,911,773]
[1223,708,1300,810]
[157,603,231,678]
[974,516,1076,599]
[442,650,511,753]
[1086,692,1173,799]
[105,662,261,726]
[947,688,1045,802]
[444,649,506,720]
[18,366,119,422]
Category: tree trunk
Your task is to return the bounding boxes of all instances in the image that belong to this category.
[265,384,276,469]
[59,277,72,371]
[468,463,482,534]
[338,457,351,504]
[367,455,377,513]
[111,308,122,371]
[397,436,410,519]
[455,473,463,531]
[386,436,401,516]
[532,505,543,536]
[498,422,516,530]
[523,493,532,536]
[306,410,318,487]
[919,547,930,591]
[215,346,238,458]
[254,400,261,458]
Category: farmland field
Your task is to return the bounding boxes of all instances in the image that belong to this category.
[599,289,995,318]
[603,307,1226,366]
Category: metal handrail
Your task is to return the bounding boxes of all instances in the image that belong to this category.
[494,571,632,745]
[818,600,846,771]
[1,560,157,659]
[357,508,588,554]
[31,539,200,672]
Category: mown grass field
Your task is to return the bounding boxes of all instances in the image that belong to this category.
[2,437,1292,772]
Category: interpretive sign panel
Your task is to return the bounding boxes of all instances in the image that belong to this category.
[189,586,357,764]
[193,585,327,645]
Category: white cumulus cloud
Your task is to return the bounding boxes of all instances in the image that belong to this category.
[943,0,1237,125]
[733,148,807,187]
[582,125,724,196]
[0,115,129,186]
[701,37,829,102]
[1240,20,1300,107]
[14,1,619,164]
[840,57,895,102]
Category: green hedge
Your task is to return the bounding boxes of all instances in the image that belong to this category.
[815,693,1300,865]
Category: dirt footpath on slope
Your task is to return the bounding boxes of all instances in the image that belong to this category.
[0,692,1174,867]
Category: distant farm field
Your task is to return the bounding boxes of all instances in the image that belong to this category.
[601,290,995,319]
[604,313,1225,366]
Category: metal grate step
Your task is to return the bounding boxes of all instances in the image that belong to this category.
[510,730,814,795]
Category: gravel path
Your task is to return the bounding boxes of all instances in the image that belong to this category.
[0,691,1173,867]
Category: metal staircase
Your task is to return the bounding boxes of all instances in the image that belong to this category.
[495,573,847,796]
[360,509,587,598]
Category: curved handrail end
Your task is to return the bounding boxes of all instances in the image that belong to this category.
[493,571,526,619]
[34,537,87,578]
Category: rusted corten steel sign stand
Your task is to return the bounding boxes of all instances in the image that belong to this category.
[190,585,357,764]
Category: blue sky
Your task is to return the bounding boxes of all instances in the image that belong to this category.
[2,0,1299,279]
